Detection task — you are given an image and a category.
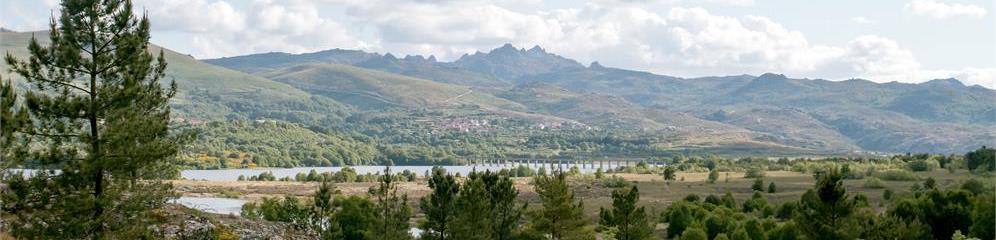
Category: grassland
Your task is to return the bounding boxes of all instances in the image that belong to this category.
[172,168,984,218]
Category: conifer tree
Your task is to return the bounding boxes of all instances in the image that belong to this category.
[795,168,860,240]
[420,168,459,240]
[599,186,654,240]
[2,0,181,237]
[482,171,526,240]
[527,173,595,240]
[368,167,413,240]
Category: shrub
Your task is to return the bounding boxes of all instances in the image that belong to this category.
[909,160,932,172]
[751,178,765,192]
[707,170,719,184]
[601,175,630,188]
[960,179,987,195]
[744,168,766,178]
[873,169,921,181]
[863,177,887,189]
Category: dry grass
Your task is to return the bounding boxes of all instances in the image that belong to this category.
[172,169,983,217]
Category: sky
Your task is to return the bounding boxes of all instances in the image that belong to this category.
[2,0,994,87]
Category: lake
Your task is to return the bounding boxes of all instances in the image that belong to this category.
[172,196,246,215]
[5,161,642,181]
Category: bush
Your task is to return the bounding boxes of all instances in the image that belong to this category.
[909,160,932,172]
[873,169,921,181]
[601,175,630,188]
[960,179,987,195]
[751,178,765,192]
[863,177,886,189]
[707,170,719,184]
[744,168,766,178]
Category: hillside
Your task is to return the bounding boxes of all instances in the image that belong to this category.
[260,63,524,111]
[205,43,996,154]
[0,31,350,124]
[206,50,508,89]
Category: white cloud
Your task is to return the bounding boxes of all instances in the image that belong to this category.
[136,0,362,58]
[904,0,988,19]
[16,0,980,87]
[850,16,876,24]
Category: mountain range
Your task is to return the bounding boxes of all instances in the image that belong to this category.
[3,30,992,155]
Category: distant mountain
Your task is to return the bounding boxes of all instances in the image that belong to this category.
[452,44,585,81]
[5,27,983,155]
[203,43,994,154]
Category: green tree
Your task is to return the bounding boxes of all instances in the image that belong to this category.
[527,173,594,240]
[663,166,676,182]
[889,189,975,240]
[599,186,654,240]
[965,146,995,171]
[767,182,777,193]
[794,168,861,240]
[665,202,695,238]
[707,170,719,184]
[368,167,413,240]
[334,196,376,240]
[1,0,182,237]
[751,178,764,192]
[311,181,342,239]
[679,224,709,240]
[482,171,525,240]
[450,171,491,240]
[970,193,995,240]
[420,169,459,240]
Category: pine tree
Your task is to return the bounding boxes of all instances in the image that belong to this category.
[767,182,777,193]
[794,168,860,240]
[368,167,413,240]
[599,186,654,240]
[450,171,490,240]
[527,173,595,240]
[482,171,525,240]
[420,168,459,240]
[2,0,181,237]
[311,181,342,239]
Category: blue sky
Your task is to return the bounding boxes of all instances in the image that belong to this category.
[2,0,993,87]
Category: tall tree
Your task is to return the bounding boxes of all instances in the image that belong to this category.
[368,167,413,240]
[527,173,595,240]
[1,0,181,238]
[420,168,459,240]
[599,186,654,240]
[482,171,525,240]
[794,168,861,240]
[450,171,492,240]
[311,181,342,240]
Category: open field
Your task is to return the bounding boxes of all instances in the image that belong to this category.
[173,168,985,217]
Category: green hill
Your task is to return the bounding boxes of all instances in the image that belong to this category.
[260,63,524,111]
[0,30,350,124]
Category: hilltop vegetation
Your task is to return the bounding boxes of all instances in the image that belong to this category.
[178,121,379,168]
